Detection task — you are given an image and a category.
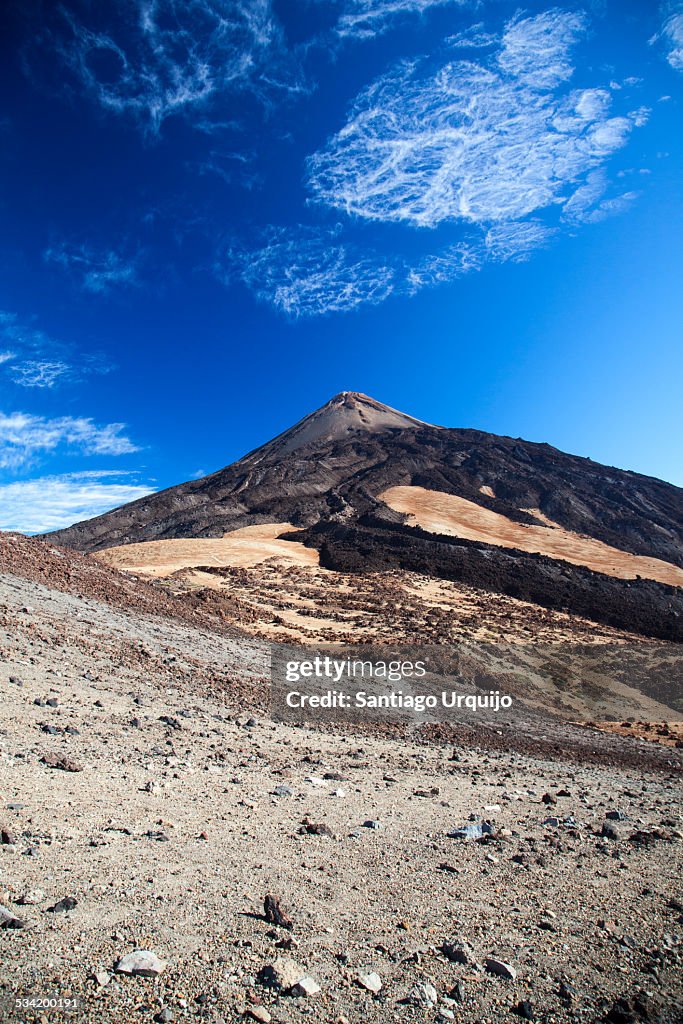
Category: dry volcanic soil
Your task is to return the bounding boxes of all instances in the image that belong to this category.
[1,535,683,1024]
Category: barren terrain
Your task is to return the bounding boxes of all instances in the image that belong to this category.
[380,487,683,588]
[1,535,682,1024]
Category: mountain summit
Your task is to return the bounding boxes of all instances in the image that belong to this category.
[49,392,683,640]
[247,392,432,460]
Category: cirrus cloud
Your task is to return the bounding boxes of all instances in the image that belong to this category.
[307,10,645,230]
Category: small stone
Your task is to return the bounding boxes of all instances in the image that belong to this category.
[115,950,167,977]
[1,829,16,845]
[405,982,438,1007]
[17,889,45,906]
[0,904,27,929]
[264,894,293,930]
[272,785,293,798]
[9,676,23,686]
[258,957,305,991]
[92,971,110,987]
[323,771,345,781]
[356,971,382,993]
[606,810,628,821]
[41,754,82,772]
[513,1000,535,1020]
[46,698,59,708]
[299,821,335,838]
[245,1008,271,1023]
[47,896,78,913]
[449,820,493,840]
[291,976,321,997]
[441,940,476,965]
[485,957,517,981]
[601,822,620,841]
[541,793,557,805]
[362,820,382,830]
[154,1010,175,1023]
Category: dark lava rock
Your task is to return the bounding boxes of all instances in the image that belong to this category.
[264,894,294,931]
[47,896,78,913]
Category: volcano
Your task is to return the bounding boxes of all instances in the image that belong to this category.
[49,392,683,640]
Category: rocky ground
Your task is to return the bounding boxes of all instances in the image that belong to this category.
[1,538,683,1024]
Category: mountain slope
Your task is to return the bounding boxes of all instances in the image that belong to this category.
[48,392,683,641]
[50,391,683,568]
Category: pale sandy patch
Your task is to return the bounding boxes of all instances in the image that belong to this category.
[380,485,683,588]
[96,523,319,576]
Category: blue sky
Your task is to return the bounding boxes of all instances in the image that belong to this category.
[0,0,681,533]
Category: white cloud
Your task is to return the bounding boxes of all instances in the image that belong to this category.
[484,220,556,262]
[8,359,74,389]
[44,243,140,293]
[0,411,139,470]
[447,23,498,50]
[0,472,154,534]
[654,4,683,71]
[307,10,643,230]
[496,9,586,90]
[0,310,107,388]
[226,227,397,317]
[335,0,470,40]
[51,0,302,135]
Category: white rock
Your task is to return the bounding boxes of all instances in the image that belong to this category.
[115,950,167,977]
[304,776,328,788]
[245,1008,271,1023]
[406,982,438,1007]
[356,971,382,993]
[291,975,321,997]
[260,957,305,990]
[17,889,45,906]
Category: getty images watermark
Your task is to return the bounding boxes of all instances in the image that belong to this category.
[270,645,518,725]
[282,654,512,714]
[270,642,683,726]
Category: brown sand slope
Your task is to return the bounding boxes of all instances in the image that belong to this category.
[381,485,683,588]
[97,523,320,576]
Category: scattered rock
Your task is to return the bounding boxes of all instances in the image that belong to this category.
[264,894,293,930]
[299,820,335,838]
[542,793,557,805]
[272,785,293,797]
[17,889,45,906]
[154,1009,175,1023]
[47,896,78,913]
[115,950,167,977]
[291,976,321,997]
[91,971,111,987]
[601,822,620,841]
[513,999,535,1020]
[404,982,438,1008]
[356,971,382,993]
[362,819,382,830]
[441,939,476,965]
[41,753,82,772]
[258,957,305,991]
[485,957,517,981]
[1,828,16,845]
[0,904,27,929]
[449,820,493,840]
[245,1008,271,1023]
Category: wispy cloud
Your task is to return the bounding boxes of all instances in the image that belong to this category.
[8,360,75,389]
[44,242,140,293]
[307,10,643,229]
[0,411,139,471]
[48,0,304,136]
[225,227,397,317]
[333,0,470,41]
[652,3,683,72]
[0,471,154,534]
[0,310,107,388]
[232,9,647,318]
